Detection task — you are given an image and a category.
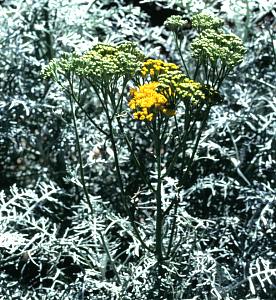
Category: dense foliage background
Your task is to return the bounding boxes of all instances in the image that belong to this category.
[0,0,275,299]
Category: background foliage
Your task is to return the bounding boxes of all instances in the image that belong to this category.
[0,0,275,299]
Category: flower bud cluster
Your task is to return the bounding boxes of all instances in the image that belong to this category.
[158,70,221,106]
[164,15,189,32]
[191,13,224,32]
[190,29,246,68]
[42,53,79,80]
[79,42,145,79]
[42,42,145,82]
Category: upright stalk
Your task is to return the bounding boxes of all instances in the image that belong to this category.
[105,93,153,253]
[116,117,155,193]
[69,95,93,214]
[153,116,163,265]
[166,196,179,258]
[178,106,211,188]
[105,108,125,198]
[174,33,190,77]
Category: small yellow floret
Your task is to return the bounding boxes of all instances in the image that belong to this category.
[140,59,180,79]
[128,82,175,121]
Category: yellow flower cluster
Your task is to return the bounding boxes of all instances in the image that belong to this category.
[128,82,175,121]
[141,59,179,79]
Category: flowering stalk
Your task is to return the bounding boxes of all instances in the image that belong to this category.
[165,13,246,88]
[42,13,246,287]
[60,72,95,214]
[173,31,190,77]
[93,87,153,253]
[69,90,94,214]
[128,59,224,266]
[41,43,155,276]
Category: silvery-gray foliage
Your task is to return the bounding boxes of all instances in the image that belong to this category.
[0,0,275,299]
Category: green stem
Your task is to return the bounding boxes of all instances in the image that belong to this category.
[178,106,211,188]
[153,115,163,264]
[111,77,128,120]
[160,116,169,142]
[66,79,109,136]
[169,233,184,260]
[204,59,210,85]
[174,114,180,137]
[180,101,191,177]
[69,94,93,214]
[106,112,125,197]
[193,58,201,81]
[104,95,153,253]
[116,117,156,193]
[164,106,196,179]
[166,197,179,258]
[100,232,121,284]
[213,64,227,89]
[174,32,190,77]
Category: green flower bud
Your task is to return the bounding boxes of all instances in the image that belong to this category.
[190,29,246,68]
[42,42,145,83]
[192,13,224,32]
[164,15,190,32]
[158,70,222,106]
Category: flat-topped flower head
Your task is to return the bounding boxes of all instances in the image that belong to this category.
[164,15,190,32]
[140,59,180,81]
[128,82,175,121]
[78,42,145,80]
[157,70,186,99]
[192,13,224,32]
[158,70,222,106]
[190,29,246,68]
[42,42,145,83]
[42,52,79,80]
[118,42,145,59]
